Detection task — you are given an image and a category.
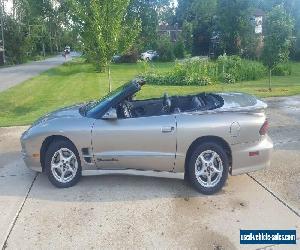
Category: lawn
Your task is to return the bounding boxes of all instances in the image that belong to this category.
[1,59,300,127]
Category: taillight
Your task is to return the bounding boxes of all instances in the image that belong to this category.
[259,119,269,135]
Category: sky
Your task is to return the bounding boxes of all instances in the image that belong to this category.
[3,0,13,14]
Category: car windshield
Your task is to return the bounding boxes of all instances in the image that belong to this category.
[82,83,130,115]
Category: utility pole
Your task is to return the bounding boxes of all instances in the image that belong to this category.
[0,0,5,64]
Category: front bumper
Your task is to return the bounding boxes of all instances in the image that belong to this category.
[20,133,43,172]
[231,135,273,175]
[21,151,43,172]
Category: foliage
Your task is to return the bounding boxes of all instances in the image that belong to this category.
[262,5,294,70]
[70,0,140,72]
[2,0,77,64]
[217,0,255,55]
[2,15,29,64]
[119,48,139,63]
[127,0,170,51]
[143,56,267,85]
[273,63,292,76]
[221,73,236,84]
[156,36,175,62]
[261,5,294,90]
[173,38,185,59]
[217,54,267,82]
[176,0,217,55]
[181,20,193,54]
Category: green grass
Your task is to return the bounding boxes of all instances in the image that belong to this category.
[1,59,300,127]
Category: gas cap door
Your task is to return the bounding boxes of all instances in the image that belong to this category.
[230,122,240,137]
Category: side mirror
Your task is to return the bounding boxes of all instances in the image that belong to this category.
[102,108,117,120]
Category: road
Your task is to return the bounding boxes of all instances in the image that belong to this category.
[0,96,300,249]
[0,53,77,93]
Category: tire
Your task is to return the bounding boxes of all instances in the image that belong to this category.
[45,139,81,188]
[187,142,229,195]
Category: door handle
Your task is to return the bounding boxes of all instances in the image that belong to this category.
[161,126,174,133]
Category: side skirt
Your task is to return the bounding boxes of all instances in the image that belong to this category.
[82,169,184,179]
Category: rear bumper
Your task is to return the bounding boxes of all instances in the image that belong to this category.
[231,135,273,175]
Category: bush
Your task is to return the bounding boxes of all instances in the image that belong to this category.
[221,73,236,84]
[143,58,217,86]
[217,55,266,83]
[272,63,292,76]
[119,48,139,63]
[143,56,267,86]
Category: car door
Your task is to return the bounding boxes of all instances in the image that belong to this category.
[91,114,177,171]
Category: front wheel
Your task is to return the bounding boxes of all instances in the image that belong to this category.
[45,140,81,188]
[188,142,229,195]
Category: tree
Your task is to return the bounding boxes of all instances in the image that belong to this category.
[175,0,217,56]
[2,0,76,64]
[181,20,193,54]
[127,0,170,51]
[70,0,140,91]
[262,5,294,91]
[217,0,254,55]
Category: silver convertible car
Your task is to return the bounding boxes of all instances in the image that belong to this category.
[21,79,273,194]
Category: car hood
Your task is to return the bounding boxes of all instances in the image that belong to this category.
[33,104,82,126]
[47,104,82,118]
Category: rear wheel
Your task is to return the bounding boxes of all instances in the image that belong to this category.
[187,142,229,195]
[45,140,81,188]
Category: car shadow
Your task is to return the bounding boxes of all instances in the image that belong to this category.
[30,173,227,203]
[0,150,227,203]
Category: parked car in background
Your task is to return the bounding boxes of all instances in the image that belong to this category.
[20,79,273,194]
[141,50,159,61]
[112,55,121,63]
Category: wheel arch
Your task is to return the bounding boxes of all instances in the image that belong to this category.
[40,135,77,172]
[184,136,232,175]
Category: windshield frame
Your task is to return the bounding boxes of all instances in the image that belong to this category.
[85,82,140,119]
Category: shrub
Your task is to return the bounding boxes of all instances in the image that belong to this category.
[221,73,236,84]
[217,55,266,82]
[119,48,139,63]
[272,63,292,76]
[143,58,217,86]
[143,56,267,86]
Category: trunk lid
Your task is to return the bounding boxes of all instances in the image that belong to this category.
[217,92,267,112]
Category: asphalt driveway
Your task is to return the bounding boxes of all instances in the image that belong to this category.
[0,53,78,93]
[0,96,300,249]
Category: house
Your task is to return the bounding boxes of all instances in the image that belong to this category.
[158,23,182,42]
[252,9,265,57]
[253,9,265,34]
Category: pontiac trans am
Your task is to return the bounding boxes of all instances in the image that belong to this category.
[20,79,273,194]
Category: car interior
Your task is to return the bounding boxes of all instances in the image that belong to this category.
[115,93,224,119]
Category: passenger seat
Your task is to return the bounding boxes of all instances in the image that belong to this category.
[191,96,205,110]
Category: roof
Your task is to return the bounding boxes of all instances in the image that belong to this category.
[253,9,265,17]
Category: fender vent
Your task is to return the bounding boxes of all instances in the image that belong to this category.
[82,148,93,164]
